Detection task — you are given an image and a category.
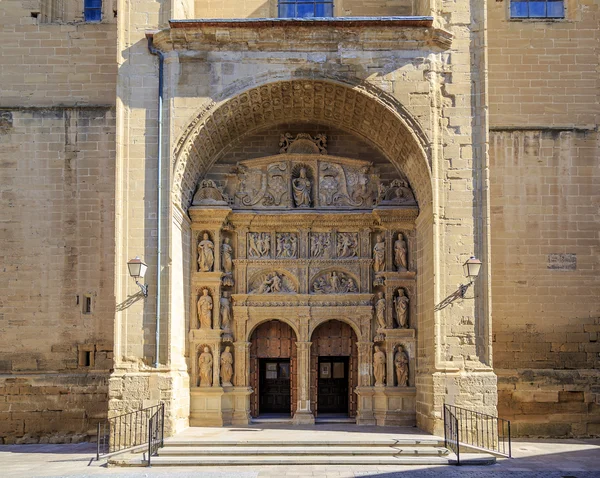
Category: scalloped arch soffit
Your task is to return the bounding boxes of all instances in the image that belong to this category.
[173,79,432,212]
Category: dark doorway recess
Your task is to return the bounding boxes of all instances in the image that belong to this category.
[317,356,349,414]
[259,359,291,414]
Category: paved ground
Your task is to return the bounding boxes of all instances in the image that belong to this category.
[0,431,599,478]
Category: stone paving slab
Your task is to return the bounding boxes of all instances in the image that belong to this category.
[0,438,599,478]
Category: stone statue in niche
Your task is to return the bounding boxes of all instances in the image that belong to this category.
[310,233,331,258]
[292,167,312,208]
[377,178,416,206]
[394,289,409,329]
[197,289,213,329]
[394,233,408,271]
[373,234,386,273]
[220,346,234,387]
[220,294,231,331]
[373,345,386,387]
[221,237,234,287]
[312,271,358,294]
[336,232,358,258]
[198,347,213,387]
[198,233,215,272]
[248,232,271,259]
[192,179,229,206]
[375,292,387,329]
[394,346,409,387]
[251,271,296,294]
[276,233,298,258]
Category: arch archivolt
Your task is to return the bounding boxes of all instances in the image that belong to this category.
[308,315,366,343]
[244,314,302,343]
[172,77,433,212]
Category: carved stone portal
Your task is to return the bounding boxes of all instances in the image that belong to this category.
[312,271,358,294]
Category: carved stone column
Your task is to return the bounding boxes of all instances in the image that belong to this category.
[214,229,222,273]
[293,341,315,424]
[212,341,221,387]
[233,341,251,387]
[357,341,374,387]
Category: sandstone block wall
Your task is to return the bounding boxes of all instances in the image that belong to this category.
[0,2,117,443]
[488,0,600,436]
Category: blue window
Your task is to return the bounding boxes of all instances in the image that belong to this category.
[84,0,102,22]
[510,0,564,19]
[278,1,334,18]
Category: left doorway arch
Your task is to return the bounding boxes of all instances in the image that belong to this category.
[249,320,298,418]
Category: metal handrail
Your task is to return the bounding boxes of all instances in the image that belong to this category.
[443,403,511,465]
[96,403,164,460]
[147,404,165,467]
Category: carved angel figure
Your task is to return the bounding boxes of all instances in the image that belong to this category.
[292,167,311,207]
[198,347,213,387]
[198,233,215,272]
[373,346,386,387]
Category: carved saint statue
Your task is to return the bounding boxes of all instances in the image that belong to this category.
[219,295,231,331]
[373,345,386,387]
[292,167,311,208]
[373,234,385,273]
[197,289,213,329]
[198,233,215,272]
[394,233,408,271]
[394,289,409,329]
[220,346,234,387]
[221,237,233,274]
[375,292,387,329]
[394,346,409,387]
[198,347,213,387]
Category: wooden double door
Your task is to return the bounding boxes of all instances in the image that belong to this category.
[259,359,291,414]
[317,356,349,414]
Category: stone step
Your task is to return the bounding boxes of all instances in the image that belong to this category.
[157,445,450,457]
[114,455,457,466]
[164,438,444,447]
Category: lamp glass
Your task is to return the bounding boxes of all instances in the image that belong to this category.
[463,257,482,279]
[127,257,147,279]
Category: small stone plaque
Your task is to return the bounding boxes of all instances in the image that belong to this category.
[547,253,576,271]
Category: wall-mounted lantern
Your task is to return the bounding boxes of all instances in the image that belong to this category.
[127,257,148,297]
[459,256,482,298]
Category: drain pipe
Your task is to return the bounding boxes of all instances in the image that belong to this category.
[147,33,163,368]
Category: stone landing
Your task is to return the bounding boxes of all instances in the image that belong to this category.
[110,424,496,466]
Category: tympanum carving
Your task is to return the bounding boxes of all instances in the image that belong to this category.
[248,233,271,259]
[249,271,296,294]
[312,271,358,294]
[198,232,215,272]
[377,179,416,206]
[276,233,298,258]
[336,232,358,258]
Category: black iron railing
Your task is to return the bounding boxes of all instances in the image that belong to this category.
[96,403,164,460]
[147,403,165,467]
[443,403,511,465]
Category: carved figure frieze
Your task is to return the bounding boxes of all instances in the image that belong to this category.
[292,165,312,208]
[198,347,213,387]
[312,271,358,294]
[374,345,386,387]
[197,289,213,329]
[276,233,298,258]
[373,234,386,273]
[394,233,408,271]
[319,162,372,208]
[375,291,387,329]
[220,346,233,387]
[394,346,409,387]
[192,179,229,206]
[394,288,409,329]
[377,179,417,206]
[198,232,215,272]
[248,232,271,259]
[279,132,327,155]
[336,232,358,258]
[310,232,331,258]
[250,271,296,294]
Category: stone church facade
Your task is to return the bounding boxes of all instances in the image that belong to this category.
[0,0,598,443]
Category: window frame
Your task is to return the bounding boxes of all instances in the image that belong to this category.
[277,0,334,19]
[84,0,103,22]
[509,0,566,21]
